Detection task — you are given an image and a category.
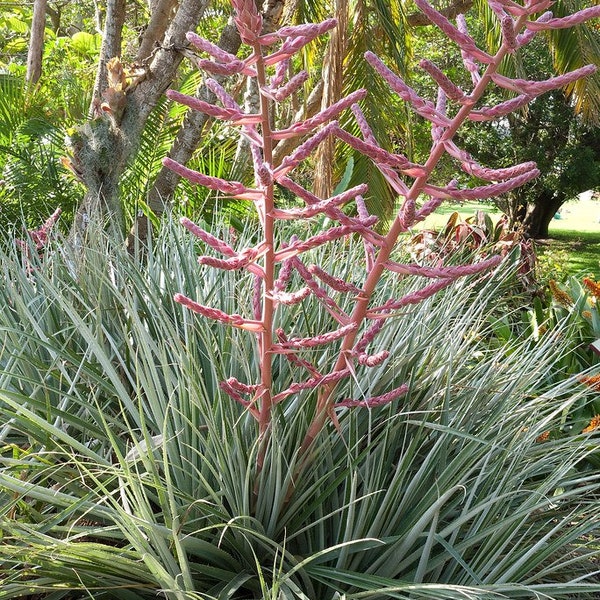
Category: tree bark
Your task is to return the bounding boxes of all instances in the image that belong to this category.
[314,0,347,199]
[523,190,565,239]
[89,0,126,115]
[136,0,179,64]
[26,0,48,86]
[72,0,210,245]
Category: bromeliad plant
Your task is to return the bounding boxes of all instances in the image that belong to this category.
[166,0,600,462]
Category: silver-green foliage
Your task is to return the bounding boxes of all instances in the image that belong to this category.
[1,223,599,599]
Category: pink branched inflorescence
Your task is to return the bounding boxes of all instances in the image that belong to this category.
[16,208,62,272]
[166,0,600,458]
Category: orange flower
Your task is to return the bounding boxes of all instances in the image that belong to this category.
[548,280,573,307]
[583,277,600,300]
[580,374,600,392]
[536,430,550,443]
[582,415,600,434]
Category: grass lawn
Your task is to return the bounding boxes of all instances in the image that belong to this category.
[418,196,600,278]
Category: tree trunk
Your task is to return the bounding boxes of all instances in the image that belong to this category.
[26,0,48,86]
[90,0,126,115]
[314,0,347,199]
[522,190,565,239]
[72,0,210,245]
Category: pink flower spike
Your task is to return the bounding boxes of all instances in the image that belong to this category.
[198,243,268,272]
[270,184,368,220]
[276,328,322,377]
[419,59,466,102]
[274,122,338,177]
[491,65,597,96]
[272,89,367,139]
[220,379,260,418]
[517,12,552,46]
[292,258,349,324]
[415,196,445,221]
[174,293,264,332]
[163,158,264,200]
[456,14,481,85]
[354,318,386,354]
[253,274,262,320]
[366,279,458,317]
[271,59,290,88]
[365,53,452,125]
[272,368,350,404]
[525,6,600,31]
[351,104,379,145]
[460,159,538,182]
[469,94,532,121]
[423,168,540,200]
[276,19,338,40]
[274,224,358,261]
[333,125,426,175]
[274,323,358,351]
[180,217,236,257]
[337,384,409,408]
[167,89,256,123]
[385,254,503,279]
[412,0,493,63]
[308,264,362,294]
[262,70,309,102]
[187,32,240,65]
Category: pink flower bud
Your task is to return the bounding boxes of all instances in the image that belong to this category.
[232,0,263,44]
[501,15,517,51]
[356,350,390,367]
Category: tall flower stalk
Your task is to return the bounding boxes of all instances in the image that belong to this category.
[167,0,600,465]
